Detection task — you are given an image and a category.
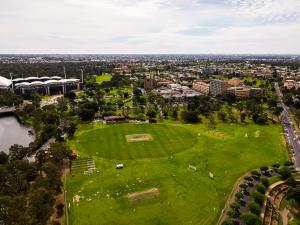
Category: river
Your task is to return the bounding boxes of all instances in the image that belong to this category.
[0,115,35,153]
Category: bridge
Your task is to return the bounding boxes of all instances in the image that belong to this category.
[0,106,16,114]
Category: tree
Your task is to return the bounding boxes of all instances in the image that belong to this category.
[252,192,264,206]
[221,220,233,225]
[286,187,300,203]
[240,213,262,225]
[172,108,178,120]
[235,191,243,201]
[217,111,227,122]
[146,109,157,119]
[256,183,266,194]
[279,166,291,180]
[28,187,55,225]
[240,112,247,122]
[56,203,64,218]
[57,97,68,112]
[0,151,8,164]
[182,111,201,123]
[78,108,96,121]
[66,122,77,138]
[9,144,27,161]
[283,93,293,106]
[0,89,23,107]
[0,195,31,225]
[260,178,269,188]
[64,92,76,100]
[31,92,41,108]
[248,201,261,215]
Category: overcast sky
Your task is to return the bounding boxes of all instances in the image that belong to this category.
[1,0,300,54]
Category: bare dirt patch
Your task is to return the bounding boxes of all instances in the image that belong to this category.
[127,188,159,202]
[125,134,153,142]
[207,130,229,139]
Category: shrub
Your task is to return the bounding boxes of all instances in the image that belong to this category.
[279,166,292,180]
[230,202,240,211]
[251,170,261,176]
[235,191,243,201]
[240,213,262,225]
[56,203,64,218]
[252,192,264,206]
[248,201,261,215]
[284,161,294,166]
[244,176,253,181]
[256,183,266,194]
[272,163,281,168]
[260,166,268,171]
[260,178,269,188]
[286,177,296,187]
[182,111,201,123]
[221,220,233,225]
[227,209,240,218]
[239,183,248,189]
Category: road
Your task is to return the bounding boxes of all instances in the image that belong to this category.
[274,82,300,170]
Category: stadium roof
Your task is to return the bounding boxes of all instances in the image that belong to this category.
[0,76,12,87]
[13,76,63,82]
[14,78,80,88]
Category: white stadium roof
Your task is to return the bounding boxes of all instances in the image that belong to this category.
[0,76,12,87]
[14,78,80,88]
[12,76,63,82]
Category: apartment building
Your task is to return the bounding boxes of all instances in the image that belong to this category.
[210,79,231,96]
[192,80,210,95]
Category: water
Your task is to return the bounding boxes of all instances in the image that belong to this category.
[0,115,35,153]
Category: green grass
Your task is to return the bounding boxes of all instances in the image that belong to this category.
[95,74,112,84]
[291,214,300,225]
[70,124,197,159]
[67,122,288,225]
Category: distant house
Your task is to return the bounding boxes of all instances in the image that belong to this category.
[284,80,296,89]
[104,116,129,124]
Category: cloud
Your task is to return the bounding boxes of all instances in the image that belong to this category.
[0,0,299,53]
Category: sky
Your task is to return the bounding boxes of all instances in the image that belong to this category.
[0,0,300,54]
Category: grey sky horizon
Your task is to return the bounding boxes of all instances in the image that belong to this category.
[1,0,300,54]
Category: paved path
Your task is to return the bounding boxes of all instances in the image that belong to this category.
[0,106,16,114]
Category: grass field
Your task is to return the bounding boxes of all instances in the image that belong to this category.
[95,74,112,84]
[67,122,288,225]
[70,124,197,159]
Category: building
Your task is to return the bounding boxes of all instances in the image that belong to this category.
[228,78,243,87]
[144,75,158,90]
[203,65,217,74]
[250,88,264,98]
[210,79,231,96]
[154,83,200,102]
[104,116,128,124]
[227,87,251,99]
[0,76,12,89]
[114,66,131,75]
[0,76,80,95]
[227,86,264,99]
[284,80,296,89]
[192,80,210,95]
